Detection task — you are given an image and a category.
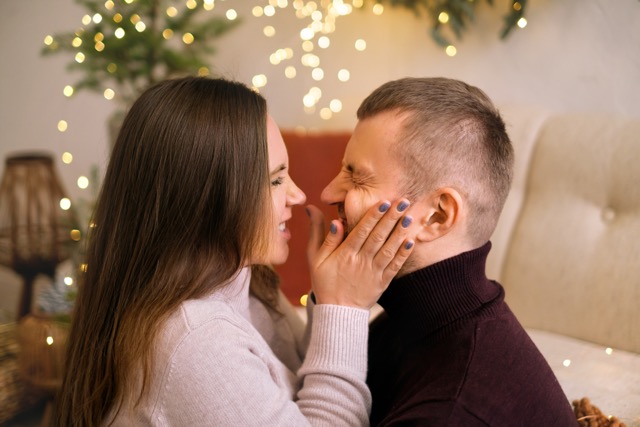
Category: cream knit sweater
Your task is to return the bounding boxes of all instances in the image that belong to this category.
[108,267,371,426]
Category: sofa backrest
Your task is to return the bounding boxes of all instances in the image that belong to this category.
[496,111,640,354]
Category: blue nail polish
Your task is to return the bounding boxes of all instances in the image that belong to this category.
[397,201,409,212]
[402,216,412,228]
[379,202,390,213]
[330,222,337,234]
[405,241,414,250]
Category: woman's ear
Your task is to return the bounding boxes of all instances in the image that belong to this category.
[415,188,462,243]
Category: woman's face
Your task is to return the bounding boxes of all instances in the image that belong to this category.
[259,115,306,265]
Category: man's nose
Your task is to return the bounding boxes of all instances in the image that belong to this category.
[320,176,342,205]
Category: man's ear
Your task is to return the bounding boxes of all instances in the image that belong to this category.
[416,188,462,243]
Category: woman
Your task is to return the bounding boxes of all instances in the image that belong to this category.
[54,77,414,426]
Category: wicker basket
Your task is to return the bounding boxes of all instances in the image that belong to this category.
[16,314,70,395]
[0,321,46,424]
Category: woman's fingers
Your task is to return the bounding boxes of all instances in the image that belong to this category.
[305,205,326,263]
[308,198,417,309]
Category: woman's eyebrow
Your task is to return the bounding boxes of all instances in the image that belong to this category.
[270,164,286,175]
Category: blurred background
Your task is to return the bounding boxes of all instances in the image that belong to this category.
[0,0,639,424]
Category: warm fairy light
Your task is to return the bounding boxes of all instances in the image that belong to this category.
[263,25,276,37]
[77,175,90,189]
[57,120,68,132]
[63,85,74,97]
[93,13,103,24]
[438,12,449,24]
[107,63,117,73]
[60,198,71,210]
[318,36,330,48]
[114,28,125,39]
[226,9,238,20]
[198,67,210,76]
[300,27,314,40]
[105,0,114,10]
[445,45,457,56]
[163,29,174,39]
[563,359,571,367]
[46,336,54,346]
[329,99,342,112]
[320,107,332,120]
[94,32,104,42]
[264,5,276,16]
[338,68,350,82]
[130,14,141,24]
[285,66,297,78]
[277,0,288,8]
[203,0,214,11]
[166,6,178,17]
[252,6,264,17]
[186,0,197,10]
[252,74,268,88]
[517,17,527,28]
[64,276,74,286]
[82,14,92,25]
[62,152,73,164]
[70,229,82,241]
[513,2,522,11]
[75,52,85,63]
[311,67,324,80]
[354,39,366,51]
[44,35,54,46]
[104,88,115,100]
[72,36,82,47]
[135,21,146,32]
[299,294,308,306]
[605,347,613,355]
[302,40,314,52]
[352,0,363,7]
[113,13,123,23]
[372,3,384,15]
[95,41,105,51]
[182,33,195,44]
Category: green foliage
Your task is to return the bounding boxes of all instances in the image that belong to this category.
[42,0,240,105]
[377,0,528,47]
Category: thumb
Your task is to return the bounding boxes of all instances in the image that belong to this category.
[306,205,325,263]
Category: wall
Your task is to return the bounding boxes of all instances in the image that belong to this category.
[0,0,639,315]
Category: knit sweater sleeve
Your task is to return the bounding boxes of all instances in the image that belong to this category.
[154,303,371,426]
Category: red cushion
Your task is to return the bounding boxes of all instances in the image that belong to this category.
[274,131,350,305]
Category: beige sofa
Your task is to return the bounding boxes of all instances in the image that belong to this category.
[487,106,640,423]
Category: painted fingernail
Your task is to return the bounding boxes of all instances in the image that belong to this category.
[405,241,414,250]
[397,201,409,212]
[402,216,412,228]
[379,202,391,213]
[330,222,337,234]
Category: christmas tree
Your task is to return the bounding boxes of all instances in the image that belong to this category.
[42,0,240,107]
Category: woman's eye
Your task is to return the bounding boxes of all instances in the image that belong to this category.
[271,177,284,187]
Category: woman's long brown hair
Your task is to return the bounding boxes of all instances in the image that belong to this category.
[54,77,274,426]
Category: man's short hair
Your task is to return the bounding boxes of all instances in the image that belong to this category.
[357,77,514,245]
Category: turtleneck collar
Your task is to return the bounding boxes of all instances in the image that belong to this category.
[377,242,502,342]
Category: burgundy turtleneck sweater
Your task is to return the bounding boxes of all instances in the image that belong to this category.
[367,242,577,426]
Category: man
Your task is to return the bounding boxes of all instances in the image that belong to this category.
[320,78,576,426]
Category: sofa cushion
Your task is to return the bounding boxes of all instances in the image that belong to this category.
[501,113,640,354]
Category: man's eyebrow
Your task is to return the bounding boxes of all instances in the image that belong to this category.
[270,164,286,175]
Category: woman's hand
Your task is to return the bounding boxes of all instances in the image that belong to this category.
[306,200,415,309]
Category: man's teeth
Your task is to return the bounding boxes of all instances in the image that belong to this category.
[278,223,286,231]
